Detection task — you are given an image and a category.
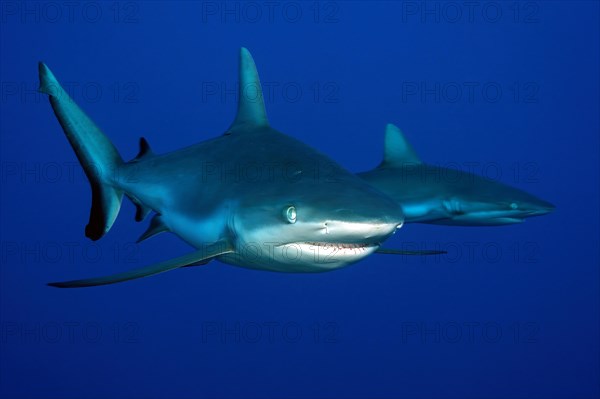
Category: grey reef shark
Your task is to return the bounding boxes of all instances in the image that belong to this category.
[39,48,437,288]
[358,124,555,226]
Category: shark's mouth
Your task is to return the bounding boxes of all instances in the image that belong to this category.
[232,241,383,269]
[276,242,380,261]
[300,242,376,252]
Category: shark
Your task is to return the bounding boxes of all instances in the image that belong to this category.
[39,48,409,288]
[357,124,555,226]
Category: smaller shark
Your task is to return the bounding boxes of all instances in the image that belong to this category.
[357,124,555,226]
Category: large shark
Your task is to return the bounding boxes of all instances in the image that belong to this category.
[39,49,407,288]
[358,124,554,226]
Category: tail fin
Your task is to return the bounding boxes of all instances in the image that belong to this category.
[38,62,124,240]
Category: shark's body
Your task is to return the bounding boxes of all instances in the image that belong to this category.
[358,124,554,226]
[120,128,401,272]
[40,49,405,287]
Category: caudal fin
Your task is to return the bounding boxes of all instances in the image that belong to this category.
[39,62,124,240]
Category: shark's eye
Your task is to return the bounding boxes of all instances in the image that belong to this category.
[284,206,297,224]
[510,202,519,210]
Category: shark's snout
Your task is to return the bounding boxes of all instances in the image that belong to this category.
[515,197,555,219]
[531,200,555,215]
[324,220,400,242]
[324,199,404,243]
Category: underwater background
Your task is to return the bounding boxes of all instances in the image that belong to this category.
[1,1,598,398]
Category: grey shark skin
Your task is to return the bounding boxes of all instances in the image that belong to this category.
[39,48,404,287]
[358,124,554,226]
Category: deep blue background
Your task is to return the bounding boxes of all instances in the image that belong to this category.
[1,1,598,398]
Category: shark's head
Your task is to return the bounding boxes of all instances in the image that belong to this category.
[433,182,555,225]
[359,123,555,226]
[225,144,405,272]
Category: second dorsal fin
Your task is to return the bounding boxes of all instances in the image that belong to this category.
[227,48,269,133]
[132,137,153,162]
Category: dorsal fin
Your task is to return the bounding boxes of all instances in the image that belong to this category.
[379,124,421,167]
[132,137,153,162]
[227,48,269,132]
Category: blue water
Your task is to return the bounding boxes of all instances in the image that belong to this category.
[1,2,598,398]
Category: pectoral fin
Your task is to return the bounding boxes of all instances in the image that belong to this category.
[136,214,169,243]
[376,248,446,255]
[182,259,213,267]
[48,240,233,288]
